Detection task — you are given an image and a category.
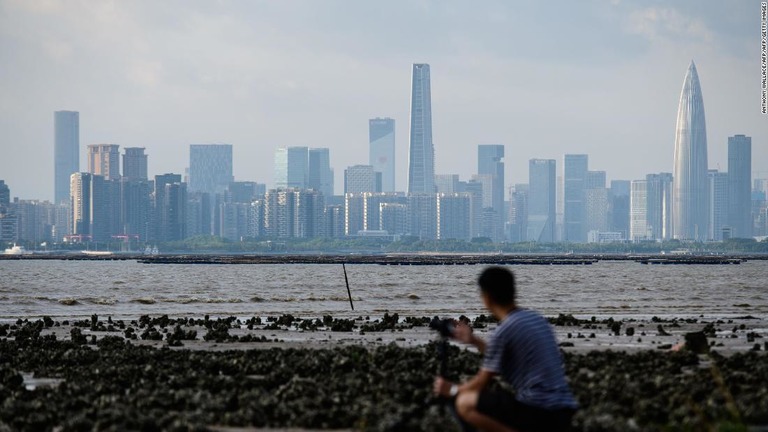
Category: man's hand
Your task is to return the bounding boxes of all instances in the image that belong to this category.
[452,321,475,344]
[433,376,455,398]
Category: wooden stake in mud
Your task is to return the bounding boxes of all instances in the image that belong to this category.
[342,263,354,310]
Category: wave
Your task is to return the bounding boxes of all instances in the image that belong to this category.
[58,298,79,306]
[393,293,421,300]
[84,297,117,305]
[166,297,244,304]
[131,297,156,305]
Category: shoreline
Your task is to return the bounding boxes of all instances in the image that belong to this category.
[3,252,768,265]
[4,312,767,354]
[1,316,767,431]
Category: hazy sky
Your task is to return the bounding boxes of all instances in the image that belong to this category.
[1,0,765,201]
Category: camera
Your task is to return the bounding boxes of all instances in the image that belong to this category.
[429,317,455,338]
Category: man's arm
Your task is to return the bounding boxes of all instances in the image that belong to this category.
[434,368,495,397]
[453,322,487,353]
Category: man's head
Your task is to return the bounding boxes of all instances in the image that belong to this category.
[477,267,516,311]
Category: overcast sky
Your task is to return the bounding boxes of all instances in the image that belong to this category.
[0,0,765,201]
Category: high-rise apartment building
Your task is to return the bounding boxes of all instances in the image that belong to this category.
[361,193,404,232]
[672,61,709,241]
[369,118,396,192]
[70,172,92,238]
[264,188,324,238]
[54,111,79,204]
[123,147,148,181]
[462,180,484,239]
[728,134,752,238]
[708,170,730,240]
[407,64,434,194]
[584,188,609,235]
[508,184,529,243]
[564,154,588,243]
[308,148,334,197]
[380,203,407,236]
[609,180,631,238]
[646,173,673,240]
[478,145,505,241]
[154,174,185,242]
[437,193,471,241]
[344,193,365,236]
[527,159,556,242]
[406,194,437,240]
[630,180,649,242]
[88,144,120,180]
[0,180,9,209]
[275,147,309,189]
[189,144,233,195]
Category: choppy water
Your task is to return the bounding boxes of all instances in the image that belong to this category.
[0,260,766,321]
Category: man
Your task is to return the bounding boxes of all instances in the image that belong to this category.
[433,266,578,432]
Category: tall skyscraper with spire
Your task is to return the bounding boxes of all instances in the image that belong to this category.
[407,64,434,194]
[672,61,709,241]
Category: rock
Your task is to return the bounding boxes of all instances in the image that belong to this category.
[657,325,671,336]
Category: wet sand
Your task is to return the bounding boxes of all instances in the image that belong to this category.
[1,313,767,431]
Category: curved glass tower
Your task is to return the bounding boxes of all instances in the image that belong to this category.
[672,61,709,241]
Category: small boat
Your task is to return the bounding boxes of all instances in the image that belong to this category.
[4,244,31,255]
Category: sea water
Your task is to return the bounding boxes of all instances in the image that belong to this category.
[0,259,766,321]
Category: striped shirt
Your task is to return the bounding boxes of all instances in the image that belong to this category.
[482,308,578,410]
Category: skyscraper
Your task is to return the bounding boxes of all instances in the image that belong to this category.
[0,180,9,209]
[708,170,729,241]
[564,154,588,243]
[70,172,92,238]
[728,134,752,238]
[508,184,529,243]
[88,144,121,180]
[435,174,460,194]
[308,148,334,197]
[672,61,709,241]
[406,193,437,240]
[369,118,396,192]
[189,144,233,195]
[407,64,434,194]
[609,180,631,238]
[630,180,649,242]
[646,173,673,240]
[275,147,308,189]
[154,174,186,242]
[478,145,505,241]
[527,159,556,242]
[123,147,148,181]
[437,193,471,241]
[344,165,377,194]
[120,178,151,241]
[54,111,79,204]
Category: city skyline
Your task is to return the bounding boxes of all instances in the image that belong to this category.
[1,1,764,202]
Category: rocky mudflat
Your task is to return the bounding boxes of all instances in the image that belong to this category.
[1,315,767,431]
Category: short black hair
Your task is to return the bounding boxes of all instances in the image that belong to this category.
[477,266,515,306]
